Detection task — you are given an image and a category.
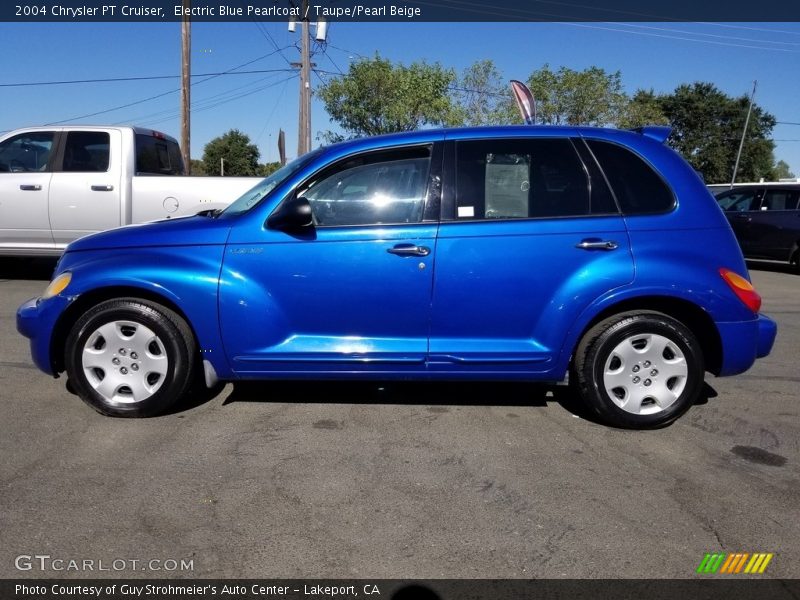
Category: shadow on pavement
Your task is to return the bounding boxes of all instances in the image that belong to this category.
[216,378,719,428]
[746,259,797,275]
[222,379,602,423]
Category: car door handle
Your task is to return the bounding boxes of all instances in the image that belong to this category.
[575,239,619,251]
[91,185,114,192]
[387,244,431,257]
[733,214,751,221]
[19,184,41,191]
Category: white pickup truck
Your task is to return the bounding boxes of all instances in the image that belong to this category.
[0,125,264,256]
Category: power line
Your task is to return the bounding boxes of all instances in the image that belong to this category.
[42,49,294,124]
[1,66,293,88]
[137,74,298,128]
[327,43,367,59]
[112,72,291,125]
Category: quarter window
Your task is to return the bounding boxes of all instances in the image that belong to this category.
[62,131,110,172]
[300,146,431,227]
[454,139,592,220]
[0,132,55,172]
[587,140,675,214]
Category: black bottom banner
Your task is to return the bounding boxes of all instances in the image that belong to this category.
[3,579,800,600]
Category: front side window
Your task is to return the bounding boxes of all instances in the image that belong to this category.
[587,140,675,215]
[454,138,592,220]
[62,131,110,172]
[0,132,55,172]
[300,146,431,227]
[716,189,759,212]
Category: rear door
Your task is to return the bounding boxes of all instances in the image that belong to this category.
[748,187,800,260]
[0,130,58,252]
[48,129,122,249]
[428,136,634,375]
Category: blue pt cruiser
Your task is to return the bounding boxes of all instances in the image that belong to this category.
[17,126,777,428]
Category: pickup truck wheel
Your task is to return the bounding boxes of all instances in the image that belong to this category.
[573,311,704,429]
[65,299,196,417]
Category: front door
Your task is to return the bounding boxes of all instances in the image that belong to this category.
[0,130,57,252]
[219,143,441,374]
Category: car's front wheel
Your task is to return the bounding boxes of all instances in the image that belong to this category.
[573,311,704,429]
[65,298,196,417]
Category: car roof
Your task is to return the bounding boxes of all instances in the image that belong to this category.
[316,125,668,159]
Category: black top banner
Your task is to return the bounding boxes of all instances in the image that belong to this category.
[3,0,800,22]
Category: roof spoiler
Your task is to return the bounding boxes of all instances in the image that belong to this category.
[631,126,672,144]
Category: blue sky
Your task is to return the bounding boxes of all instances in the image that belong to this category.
[1,21,799,178]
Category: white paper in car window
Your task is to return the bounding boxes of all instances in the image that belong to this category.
[457,206,475,218]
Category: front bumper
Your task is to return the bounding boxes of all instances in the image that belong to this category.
[716,313,777,376]
[16,295,72,376]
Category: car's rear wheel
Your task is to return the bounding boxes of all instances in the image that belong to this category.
[65,299,196,417]
[573,311,704,429]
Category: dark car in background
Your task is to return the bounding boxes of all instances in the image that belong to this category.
[714,183,800,271]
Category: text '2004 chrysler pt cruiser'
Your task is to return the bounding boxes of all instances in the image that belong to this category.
[17,126,777,428]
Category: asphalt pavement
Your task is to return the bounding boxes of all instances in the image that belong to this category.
[0,257,797,578]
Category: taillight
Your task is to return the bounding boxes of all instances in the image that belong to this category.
[720,268,762,313]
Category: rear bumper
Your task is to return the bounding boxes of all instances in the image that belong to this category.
[16,295,71,376]
[716,314,777,376]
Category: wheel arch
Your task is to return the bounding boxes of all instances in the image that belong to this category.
[568,295,723,376]
[50,286,200,375]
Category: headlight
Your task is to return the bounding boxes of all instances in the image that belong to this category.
[42,272,72,299]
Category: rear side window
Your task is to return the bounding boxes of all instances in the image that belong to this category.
[762,189,800,211]
[587,140,675,215]
[135,134,185,175]
[62,131,110,172]
[454,138,594,220]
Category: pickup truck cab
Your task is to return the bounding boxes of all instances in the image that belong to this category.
[0,125,262,255]
[17,126,777,428]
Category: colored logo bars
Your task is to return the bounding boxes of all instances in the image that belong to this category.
[697,552,774,574]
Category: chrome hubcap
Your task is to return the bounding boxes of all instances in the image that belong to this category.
[81,320,168,405]
[603,333,688,415]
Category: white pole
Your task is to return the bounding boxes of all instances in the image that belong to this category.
[731,80,757,188]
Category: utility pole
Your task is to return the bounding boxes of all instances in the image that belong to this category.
[181,0,191,174]
[731,80,757,188]
[290,0,324,156]
[297,0,312,156]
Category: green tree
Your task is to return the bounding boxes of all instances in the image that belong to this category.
[317,55,458,140]
[659,83,776,183]
[526,65,627,126]
[257,161,282,177]
[617,89,668,129]
[452,60,515,127]
[190,159,206,176]
[202,129,260,176]
[771,159,795,181]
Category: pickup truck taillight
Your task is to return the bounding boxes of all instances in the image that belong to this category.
[720,268,762,313]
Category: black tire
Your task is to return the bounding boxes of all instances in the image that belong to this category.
[572,310,704,429]
[65,298,196,417]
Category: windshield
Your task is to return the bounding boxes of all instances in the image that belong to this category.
[222,149,324,216]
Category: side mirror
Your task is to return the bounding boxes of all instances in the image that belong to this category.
[267,195,314,231]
